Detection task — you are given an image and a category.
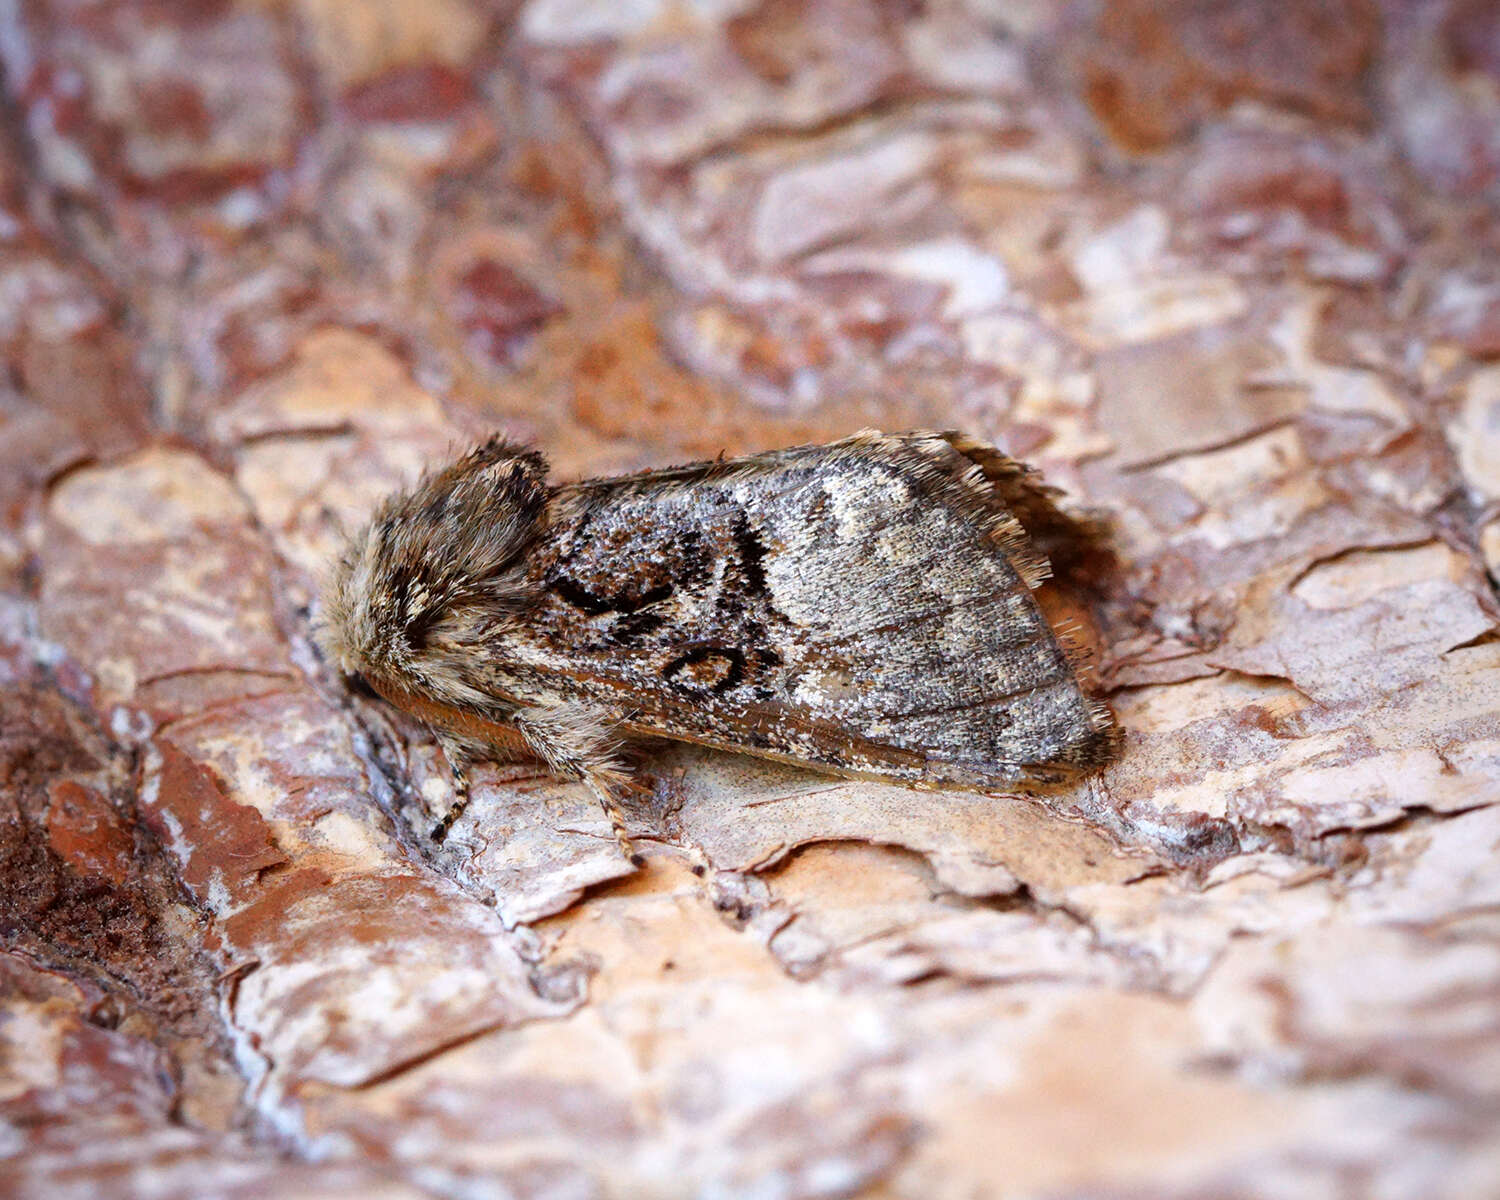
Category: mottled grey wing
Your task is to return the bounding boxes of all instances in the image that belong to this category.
[513,434,1112,787]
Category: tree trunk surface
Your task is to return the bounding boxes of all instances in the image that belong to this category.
[3,2,1499,1197]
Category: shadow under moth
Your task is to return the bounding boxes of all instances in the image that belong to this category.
[317,431,1116,864]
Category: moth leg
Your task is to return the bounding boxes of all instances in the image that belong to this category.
[431,735,474,843]
[512,705,645,868]
[581,770,646,870]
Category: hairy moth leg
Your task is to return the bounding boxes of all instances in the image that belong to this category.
[513,704,645,867]
[579,767,647,869]
[431,734,473,842]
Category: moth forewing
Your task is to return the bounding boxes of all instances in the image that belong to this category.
[317,431,1117,863]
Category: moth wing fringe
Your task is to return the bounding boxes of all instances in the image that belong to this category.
[932,431,1114,584]
[927,431,1118,754]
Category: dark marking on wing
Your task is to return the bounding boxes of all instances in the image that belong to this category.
[610,610,670,643]
[731,513,769,594]
[550,575,674,616]
[663,646,746,695]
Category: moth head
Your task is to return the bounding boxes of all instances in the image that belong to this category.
[315,437,551,691]
[314,520,402,686]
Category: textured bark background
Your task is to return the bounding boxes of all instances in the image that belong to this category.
[3,1,1500,1197]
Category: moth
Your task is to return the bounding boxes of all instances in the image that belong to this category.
[317,431,1116,864]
